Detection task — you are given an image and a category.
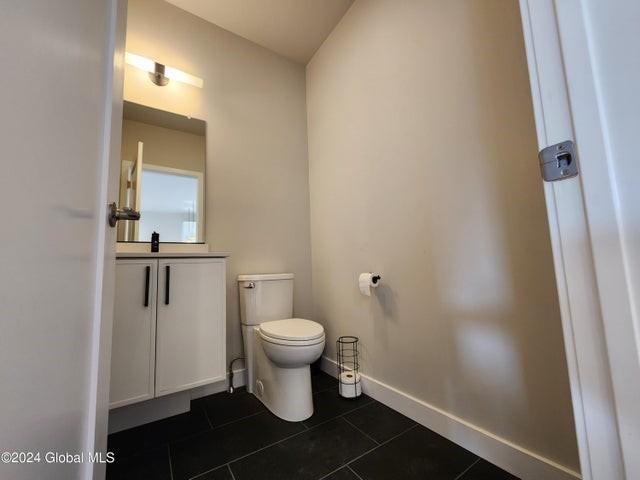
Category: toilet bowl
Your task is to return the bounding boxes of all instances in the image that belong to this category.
[238,274,326,421]
[260,319,325,367]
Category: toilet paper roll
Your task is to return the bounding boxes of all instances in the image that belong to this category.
[358,272,380,297]
[339,371,362,398]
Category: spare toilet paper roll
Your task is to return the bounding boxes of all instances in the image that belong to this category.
[358,272,380,296]
[339,371,362,398]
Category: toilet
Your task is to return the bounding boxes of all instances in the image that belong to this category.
[238,273,325,421]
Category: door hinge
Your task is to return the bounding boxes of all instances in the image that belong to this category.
[538,140,579,181]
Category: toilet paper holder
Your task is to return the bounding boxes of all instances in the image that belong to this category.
[336,336,361,398]
[359,272,381,296]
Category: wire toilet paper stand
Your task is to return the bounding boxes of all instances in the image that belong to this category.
[336,336,362,398]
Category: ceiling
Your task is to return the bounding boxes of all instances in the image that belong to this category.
[164,0,354,64]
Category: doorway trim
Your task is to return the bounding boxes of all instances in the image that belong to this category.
[519,0,638,478]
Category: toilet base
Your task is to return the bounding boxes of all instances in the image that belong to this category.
[243,326,314,422]
[254,331,313,422]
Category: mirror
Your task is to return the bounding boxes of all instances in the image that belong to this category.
[118,101,206,243]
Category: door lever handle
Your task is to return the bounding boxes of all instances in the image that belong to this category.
[108,202,141,227]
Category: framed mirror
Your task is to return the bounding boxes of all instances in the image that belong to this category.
[118,101,206,243]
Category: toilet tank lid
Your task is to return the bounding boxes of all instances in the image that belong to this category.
[237,273,294,281]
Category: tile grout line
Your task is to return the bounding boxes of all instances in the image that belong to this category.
[226,463,237,480]
[170,410,267,452]
[167,444,175,480]
[345,424,418,466]
[342,417,380,445]
[347,464,365,480]
[208,410,265,431]
[317,424,419,480]
[200,404,214,430]
[188,401,376,480]
[300,396,375,431]
[453,457,481,480]
[111,434,211,465]
[189,424,309,480]
[186,423,306,480]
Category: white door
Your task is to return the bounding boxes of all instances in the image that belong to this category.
[0,1,126,480]
[520,1,640,478]
[110,260,157,408]
[133,141,144,212]
[129,141,144,240]
[155,259,226,396]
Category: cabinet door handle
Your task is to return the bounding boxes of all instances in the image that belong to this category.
[165,265,170,305]
[144,266,150,307]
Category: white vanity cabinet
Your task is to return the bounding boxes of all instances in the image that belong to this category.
[110,260,157,408]
[156,259,226,396]
[109,255,226,409]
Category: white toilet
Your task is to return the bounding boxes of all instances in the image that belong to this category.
[238,273,325,421]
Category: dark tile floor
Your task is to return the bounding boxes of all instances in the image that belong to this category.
[107,371,519,480]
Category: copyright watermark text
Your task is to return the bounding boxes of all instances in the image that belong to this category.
[1,451,114,464]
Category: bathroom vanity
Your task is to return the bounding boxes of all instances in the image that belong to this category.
[109,252,228,409]
[107,101,230,431]
[108,100,226,415]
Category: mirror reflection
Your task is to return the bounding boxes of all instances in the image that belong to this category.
[118,101,206,243]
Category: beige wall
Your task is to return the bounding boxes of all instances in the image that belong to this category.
[121,119,205,174]
[125,0,313,363]
[306,0,579,470]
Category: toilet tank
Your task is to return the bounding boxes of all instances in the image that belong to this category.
[238,273,294,326]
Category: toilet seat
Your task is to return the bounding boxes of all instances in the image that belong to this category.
[259,318,324,346]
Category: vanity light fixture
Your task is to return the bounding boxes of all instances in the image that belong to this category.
[125,52,204,88]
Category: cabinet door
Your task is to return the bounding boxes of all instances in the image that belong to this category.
[109,260,157,408]
[156,259,226,396]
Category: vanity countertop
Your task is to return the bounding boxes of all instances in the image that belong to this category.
[116,251,230,259]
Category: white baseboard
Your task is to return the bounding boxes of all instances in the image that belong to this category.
[108,368,247,433]
[320,356,580,480]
